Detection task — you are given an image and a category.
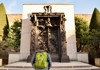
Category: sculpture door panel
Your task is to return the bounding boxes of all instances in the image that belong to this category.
[48,27,59,54]
[37,27,48,50]
[30,13,66,62]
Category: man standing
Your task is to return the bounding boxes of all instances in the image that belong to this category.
[31,49,52,70]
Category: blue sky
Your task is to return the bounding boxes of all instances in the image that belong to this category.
[0,0,100,14]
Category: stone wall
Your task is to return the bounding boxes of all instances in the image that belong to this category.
[7,14,22,26]
[75,14,92,25]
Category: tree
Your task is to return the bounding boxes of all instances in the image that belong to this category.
[90,8,100,31]
[0,3,9,41]
[75,16,89,52]
[6,20,21,52]
[87,29,100,65]
[89,8,100,65]
[3,16,9,40]
[89,8,100,58]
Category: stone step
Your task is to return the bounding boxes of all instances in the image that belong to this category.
[4,65,92,68]
[1,65,99,70]
[0,61,100,70]
[0,67,100,70]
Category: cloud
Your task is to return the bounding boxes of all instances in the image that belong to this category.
[7,0,17,13]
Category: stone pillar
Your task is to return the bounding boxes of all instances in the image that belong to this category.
[63,6,77,60]
[20,16,32,60]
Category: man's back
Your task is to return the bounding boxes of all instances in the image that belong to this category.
[31,50,52,70]
[34,51,48,68]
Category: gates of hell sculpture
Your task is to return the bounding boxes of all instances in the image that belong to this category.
[30,5,69,62]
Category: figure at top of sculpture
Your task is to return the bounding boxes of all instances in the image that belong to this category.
[44,5,52,13]
[61,15,66,21]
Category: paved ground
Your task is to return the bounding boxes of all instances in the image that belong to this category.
[0,61,100,70]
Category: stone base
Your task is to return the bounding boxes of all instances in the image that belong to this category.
[8,53,20,64]
[77,53,88,63]
[51,54,59,62]
[51,54,70,62]
[61,55,70,62]
[26,55,32,62]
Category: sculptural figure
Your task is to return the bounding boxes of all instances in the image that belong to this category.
[30,13,68,62]
[30,14,39,26]
[44,5,52,13]
[45,18,52,26]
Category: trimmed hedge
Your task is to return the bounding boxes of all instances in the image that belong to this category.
[90,8,100,31]
[0,3,9,41]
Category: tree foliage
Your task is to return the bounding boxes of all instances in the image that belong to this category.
[89,8,100,58]
[75,16,89,52]
[90,8,100,31]
[6,20,21,52]
[3,16,9,40]
[0,3,8,41]
[89,29,100,47]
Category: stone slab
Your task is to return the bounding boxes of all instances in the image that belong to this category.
[8,53,20,64]
[77,53,89,63]
[0,61,100,70]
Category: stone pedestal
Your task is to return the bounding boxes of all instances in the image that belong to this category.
[8,53,20,64]
[77,53,89,63]
[61,55,70,62]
